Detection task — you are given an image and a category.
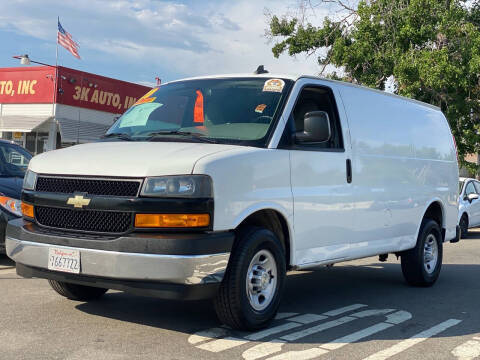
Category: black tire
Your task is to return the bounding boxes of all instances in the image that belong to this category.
[214,226,286,331]
[460,214,469,239]
[401,219,443,287]
[48,280,108,301]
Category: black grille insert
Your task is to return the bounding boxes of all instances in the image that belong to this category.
[35,177,141,197]
[35,206,132,233]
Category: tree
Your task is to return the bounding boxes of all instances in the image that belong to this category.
[267,0,480,173]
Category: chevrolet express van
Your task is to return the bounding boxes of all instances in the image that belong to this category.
[6,73,459,330]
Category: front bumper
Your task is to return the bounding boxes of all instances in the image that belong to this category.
[6,219,233,299]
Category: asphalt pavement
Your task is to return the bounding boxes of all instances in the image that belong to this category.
[1,231,480,360]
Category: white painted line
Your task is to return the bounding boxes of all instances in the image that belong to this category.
[188,327,229,344]
[248,315,359,358]
[452,339,480,360]
[275,312,299,320]
[266,348,329,360]
[242,341,286,360]
[385,311,412,325]
[196,337,248,352]
[281,316,356,342]
[281,308,399,342]
[245,322,303,341]
[352,309,395,318]
[322,304,367,317]
[364,319,462,360]
[321,323,394,351]
[0,268,16,275]
[288,314,327,324]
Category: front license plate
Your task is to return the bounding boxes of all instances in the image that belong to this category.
[48,247,81,274]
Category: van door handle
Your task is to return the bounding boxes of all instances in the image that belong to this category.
[346,159,352,183]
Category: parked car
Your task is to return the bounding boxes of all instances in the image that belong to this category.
[0,140,32,253]
[458,177,480,238]
[6,73,459,330]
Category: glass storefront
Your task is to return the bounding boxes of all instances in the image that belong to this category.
[1,131,61,155]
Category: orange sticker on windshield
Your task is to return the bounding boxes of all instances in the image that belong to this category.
[134,97,156,106]
[134,87,159,106]
[263,79,285,93]
[255,104,267,113]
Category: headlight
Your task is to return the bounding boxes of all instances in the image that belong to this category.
[141,175,212,198]
[23,170,37,190]
[0,196,22,217]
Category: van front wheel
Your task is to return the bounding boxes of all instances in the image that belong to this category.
[214,227,286,331]
[401,219,443,287]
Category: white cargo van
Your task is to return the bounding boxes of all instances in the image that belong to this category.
[6,73,460,330]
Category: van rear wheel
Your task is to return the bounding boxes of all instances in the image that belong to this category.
[401,219,443,287]
[214,226,286,331]
[48,280,108,301]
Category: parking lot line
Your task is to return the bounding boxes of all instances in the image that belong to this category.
[364,319,462,360]
[188,327,230,345]
[451,338,480,360]
[196,336,249,352]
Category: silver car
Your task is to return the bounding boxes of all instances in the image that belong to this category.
[458,177,480,238]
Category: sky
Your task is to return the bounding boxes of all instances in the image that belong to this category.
[0,0,335,86]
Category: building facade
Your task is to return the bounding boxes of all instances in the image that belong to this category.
[0,66,151,154]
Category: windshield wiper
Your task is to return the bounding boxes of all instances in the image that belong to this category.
[101,133,133,141]
[146,130,218,143]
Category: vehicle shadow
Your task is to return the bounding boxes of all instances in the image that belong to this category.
[75,258,480,344]
[0,254,15,267]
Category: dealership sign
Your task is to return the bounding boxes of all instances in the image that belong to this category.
[0,66,151,114]
[0,67,55,103]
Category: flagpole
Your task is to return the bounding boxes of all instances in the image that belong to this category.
[50,16,60,152]
[55,16,59,69]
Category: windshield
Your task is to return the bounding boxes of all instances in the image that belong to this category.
[105,77,293,146]
[0,142,32,177]
[459,180,465,195]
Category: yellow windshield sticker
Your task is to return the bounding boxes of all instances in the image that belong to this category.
[134,97,156,106]
[134,87,159,106]
[263,79,285,93]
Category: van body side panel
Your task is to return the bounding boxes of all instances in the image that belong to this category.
[409,105,458,241]
[338,85,458,258]
[192,147,294,245]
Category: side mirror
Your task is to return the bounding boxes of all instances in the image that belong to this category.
[467,193,479,202]
[294,111,331,144]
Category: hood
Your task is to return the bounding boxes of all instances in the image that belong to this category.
[29,141,239,177]
[0,176,24,199]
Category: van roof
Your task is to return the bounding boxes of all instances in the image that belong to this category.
[166,73,441,112]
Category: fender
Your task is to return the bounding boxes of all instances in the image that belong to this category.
[232,202,296,265]
[414,197,445,242]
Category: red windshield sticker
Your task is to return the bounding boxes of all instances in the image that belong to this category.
[263,79,285,93]
[255,104,267,113]
[194,90,204,124]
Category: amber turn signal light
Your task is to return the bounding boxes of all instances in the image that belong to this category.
[135,213,210,228]
[21,203,34,218]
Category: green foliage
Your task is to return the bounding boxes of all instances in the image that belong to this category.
[268,0,480,172]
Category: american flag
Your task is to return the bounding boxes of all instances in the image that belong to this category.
[57,20,80,59]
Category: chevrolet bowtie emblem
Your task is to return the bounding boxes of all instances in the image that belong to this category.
[67,195,91,209]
